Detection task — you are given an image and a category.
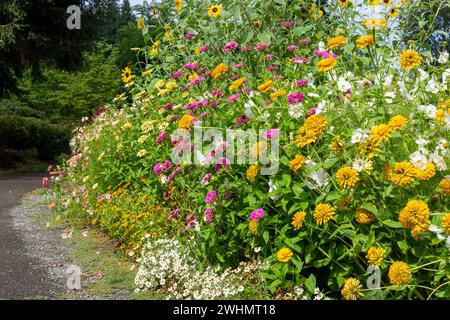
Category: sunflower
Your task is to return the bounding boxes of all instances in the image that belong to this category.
[355,208,375,224]
[388,261,411,285]
[336,166,359,189]
[317,56,337,72]
[388,115,408,130]
[368,0,380,5]
[276,247,293,263]
[327,35,347,49]
[208,4,222,18]
[246,164,259,183]
[174,0,183,10]
[341,278,363,300]
[381,0,391,6]
[258,80,275,93]
[441,213,450,235]
[414,163,436,181]
[439,178,450,195]
[399,49,422,70]
[390,5,399,18]
[337,0,351,8]
[292,211,307,230]
[363,18,387,29]
[121,66,132,83]
[177,114,195,129]
[290,155,306,173]
[356,35,375,48]
[313,203,336,225]
[253,20,262,29]
[366,247,385,266]
[389,162,416,187]
[137,17,144,30]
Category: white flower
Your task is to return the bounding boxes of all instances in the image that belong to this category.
[289,103,303,119]
[409,151,428,171]
[438,51,449,64]
[350,128,370,144]
[337,77,351,92]
[316,100,328,114]
[426,78,440,94]
[428,225,443,233]
[160,175,168,184]
[429,151,447,171]
[268,179,280,200]
[253,246,262,253]
[352,157,371,172]
[305,168,330,190]
[244,100,256,118]
[418,104,437,118]
[442,68,450,84]
[318,41,326,51]
[383,74,394,87]
[384,91,396,103]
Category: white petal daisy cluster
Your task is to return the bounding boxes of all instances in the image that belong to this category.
[134,238,261,299]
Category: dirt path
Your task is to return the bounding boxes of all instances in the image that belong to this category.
[0,173,65,299]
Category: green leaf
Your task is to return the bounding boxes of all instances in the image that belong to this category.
[304,274,316,293]
[263,231,270,244]
[291,257,304,273]
[382,219,403,228]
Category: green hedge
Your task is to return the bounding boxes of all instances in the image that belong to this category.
[0,115,71,160]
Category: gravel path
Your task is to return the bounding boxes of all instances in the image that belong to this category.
[0,173,68,299]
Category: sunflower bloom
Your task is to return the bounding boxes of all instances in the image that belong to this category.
[399,50,422,70]
[356,35,375,48]
[341,278,363,300]
[366,247,385,266]
[381,0,392,5]
[121,66,132,83]
[388,115,408,130]
[208,4,222,18]
[388,261,411,285]
[317,56,337,72]
[276,247,293,263]
[292,211,307,230]
[336,166,359,189]
[174,0,183,10]
[390,5,399,17]
[290,155,306,173]
[313,203,336,225]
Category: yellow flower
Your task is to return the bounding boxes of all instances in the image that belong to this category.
[388,261,411,285]
[121,66,132,83]
[355,208,375,224]
[336,166,359,189]
[137,149,147,158]
[270,88,287,100]
[359,139,381,158]
[439,178,450,195]
[388,115,408,130]
[151,41,160,55]
[414,163,436,181]
[248,220,258,235]
[341,278,363,300]
[337,0,351,8]
[208,4,222,18]
[138,135,148,143]
[368,0,380,5]
[292,211,307,230]
[390,4,399,18]
[97,152,105,161]
[363,18,387,29]
[276,247,293,263]
[401,0,411,4]
[229,77,246,91]
[246,164,259,183]
[211,63,228,79]
[435,109,446,122]
[441,213,450,235]
[258,80,275,93]
[178,114,195,129]
[381,0,392,6]
[399,200,430,229]
[137,17,144,30]
[290,155,306,173]
[389,162,416,187]
[174,0,182,10]
[369,124,392,144]
[399,50,422,70]
[327,35,347,49]
[253,20,262,29]
[330,139,344,154]
[305,115,327,134]
[317,56,337,72]
[154,79,165,89]
[366,247,385,266]
[356,35,375,48]
[313,203,336,225]
[123,122,133,130]
[295,127,318,148]
[165,81,177,90]
[251,141,267,159]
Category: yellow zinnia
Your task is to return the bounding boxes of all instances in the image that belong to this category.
[336,166,359,189]
[276,247,293,263]
[317,57,337,72]
[313,203,336,225]
[399,49,422,70]
[292,211,307,230]
[388,261,411,285]
[341,278,363,300]
[327,35,347,49]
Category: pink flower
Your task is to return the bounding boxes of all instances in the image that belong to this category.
[287,45,298,52]
[292,57,311,64]
[156,131,168,144]
[226,93,240,103]
[266,66,277,72]
[299,39,311,45]
[171,70,183,78]
[307,107,317,116]
[264,129,279,139]
[255,43,268,51]
[200,173,212,185]
[288,92,304,105]
[204,208,214,224]
[250,208,265,222]
[214,157,230,171]
[168,208,181,219]
[241,45,253,52]
[184,33,195,39]
[163,102,174,109]
[265,54,274,60]
[296,79,308,87]
[200,45,209,52]
[236,115,251,125]
[233,63,245,69]
[183,61,200,69]
[223,41,239,52]
[211,90,224,98]
[281,21,295,27]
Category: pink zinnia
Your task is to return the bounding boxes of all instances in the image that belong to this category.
[288,92,304,105]
[299,39,311,45]
[200,173,212,185]
[184,33,195,39]
[250,208,265,222]
[307,107,317,116]
[205,190,217,205]
[236,115,251,125]
[266,66,277,72]
[226,93,240,103]
[296,79,308,87]
[281,21,295,27]
[292,57,311,64]
[168,208,181,220]
[171,70,183,78]
[241,45,253,52]
[264,129,279,139]
[233,63,245,69]
[255,43,268,51]
[156,131,168,144]
[287,45,298,52]
[223,41,238,52]
[204,208,214,224]
[200,45,209,52]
